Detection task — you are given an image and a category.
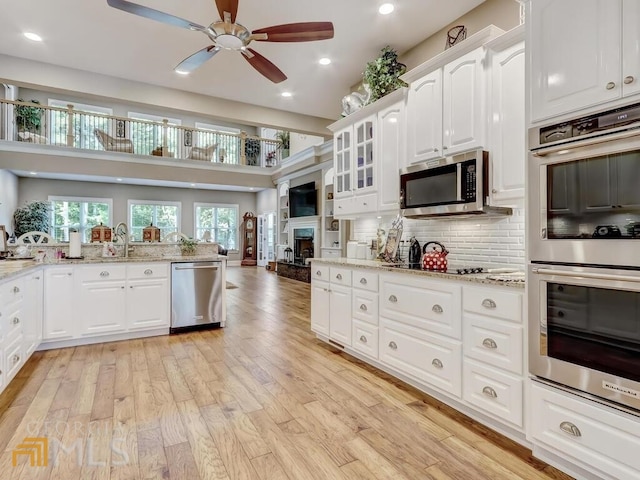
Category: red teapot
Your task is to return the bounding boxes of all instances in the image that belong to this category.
[422,241,449,272]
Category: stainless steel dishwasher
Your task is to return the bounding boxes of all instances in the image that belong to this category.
[171,260,224,333]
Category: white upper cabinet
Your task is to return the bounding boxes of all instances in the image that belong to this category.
[334,127,353,198]
[487,27,526,206]
[407,69,443,163]
[530,0,640,122]
[353,116,376,194]
[377,100,404,213]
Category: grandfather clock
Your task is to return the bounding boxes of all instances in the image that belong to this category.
[241,212,257,266]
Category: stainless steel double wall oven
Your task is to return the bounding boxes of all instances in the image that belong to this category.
[528,102,640,411]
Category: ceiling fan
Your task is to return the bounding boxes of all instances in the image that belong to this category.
[106,0,334,83]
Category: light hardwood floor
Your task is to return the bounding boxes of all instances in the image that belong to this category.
[0,267,573,480]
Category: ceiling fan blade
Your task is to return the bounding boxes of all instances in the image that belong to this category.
[252,22,334,42]
[242,49,287,84]
[215,0,239,23]
[174,46,220,73]
[107,0,206,31]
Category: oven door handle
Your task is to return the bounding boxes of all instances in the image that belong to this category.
[532,267,640,283]
[531,126,640,156]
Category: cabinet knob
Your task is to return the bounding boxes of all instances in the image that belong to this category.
[492,188,497,194]
[482,338,498,349]
[432,358,443,369]
[389,295,398,303]
[35,276,40,280]
[359,304,368,312]
[359,335,368,344]
[388,341,398,350]
[606,81,616,90]
[68,273,73,276]
[434,148,439,152]
[363,202,367,206]
[338,205,343,209]
[624,75,635,85]
[12,317,20,325]
[336,273,342,280]
[482,298,497,309]
[359,278,367,285]
[316,270,322,276]
[144,269,153,275]
[482,386,498,398]
[559,421,582,437]
[13,286,20,293]
[100,271,110,277]
[432,304,443,314]
[12,354,20,365]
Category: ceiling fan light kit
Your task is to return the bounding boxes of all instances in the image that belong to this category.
[106,0,334,83]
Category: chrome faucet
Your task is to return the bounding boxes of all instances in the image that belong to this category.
[114,222,130,258]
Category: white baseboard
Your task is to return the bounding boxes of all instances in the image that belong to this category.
[226,260,242,266]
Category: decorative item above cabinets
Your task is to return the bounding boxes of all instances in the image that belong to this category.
[401,25,504,166]
[328,88,405,219]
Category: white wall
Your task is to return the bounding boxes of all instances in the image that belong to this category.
[256,189,277,215]
[352,209,525,268]
[18,177,257,261]
[291,133,325,155]
[0,170,18,232]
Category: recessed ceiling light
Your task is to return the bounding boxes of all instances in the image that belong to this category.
[116,178,123,182]
[319,57,331,66]
[281,92,292,98]
[378,3,395,15]
[29,171,37,175]
[388,117,398,123]
[23,32,43,42]
[190,183,196,187]
[175,69,190,75]
[249,187,255,191]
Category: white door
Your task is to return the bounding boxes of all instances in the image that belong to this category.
[127,278,169,330]
[443,47,485,154]
[490,40,526,206]
[23,271,43,355]
[353,116,376,193]
[311,281,330,336]
[43,267,76,340]
[78,281,127,335]
[334,127,353,197]
[378,101,403,212]
[407,69,443,163]
[329,284,352,346]
[622,0,640,98]
[530,0,621,122]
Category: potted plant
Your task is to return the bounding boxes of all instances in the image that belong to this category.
[15,99,44,135]
[179,237,198,256]
[363,46,408,104]
[13,200,51,239]
[244,138,261,166]
[275,130,290,159]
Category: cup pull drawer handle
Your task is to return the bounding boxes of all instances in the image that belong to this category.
[359,278,367,285]
[432,304,443,314]
[389,295,397,303]
[12,355,20,365]
[360,335,367,344]
[13,286,20,293]
[559,421,582,437]
[432,358,443,369]
[482,386,498,398]
[336,274,342,280]
[100,271,110,277]
[482,299,496,309]
[482,338,498,349]
[359,304,367,312]
[144,269,153,275]
[624,75,635,85]
[388,341,398,350]
[606,81,616,90]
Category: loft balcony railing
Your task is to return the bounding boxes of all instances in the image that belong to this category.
[0,99,285,168]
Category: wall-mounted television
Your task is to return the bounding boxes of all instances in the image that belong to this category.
[289,181,318,218]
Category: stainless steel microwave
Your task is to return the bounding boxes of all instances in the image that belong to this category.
[399,149,512,218]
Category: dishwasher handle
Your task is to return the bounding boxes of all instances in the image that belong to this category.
[173,265,219,271]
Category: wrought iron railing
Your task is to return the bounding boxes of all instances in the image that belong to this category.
[0,99,284,167]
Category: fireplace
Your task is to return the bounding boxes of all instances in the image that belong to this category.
[293,227,314,264]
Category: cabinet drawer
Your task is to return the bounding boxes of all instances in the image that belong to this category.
[352,193,378,214]
[463,359,523,428]
[330,267,352,286]
[352,320,378,360]
[76,264,126,282]
[334,197,353,216]
[352,270,378,292]
[463,313,523,374]
[0,277,25,308]
[463,286,522,323]
[3,304,23,344]
[320,249,342,259]
[127,263,168,280]
[380,317,461,397]
[311,264,330,281]
[381,274,461,339]
[531,381,640,480]
[352,289,378,325]
[5,335,23,382]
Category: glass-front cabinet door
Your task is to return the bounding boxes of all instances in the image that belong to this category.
[354,117,375,192]
[334,128,352,197]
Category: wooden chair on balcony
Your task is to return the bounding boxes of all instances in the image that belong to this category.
[187,144,217,161]
[94,128,134,153]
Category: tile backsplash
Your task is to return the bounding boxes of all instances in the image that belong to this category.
[352,208,525,268]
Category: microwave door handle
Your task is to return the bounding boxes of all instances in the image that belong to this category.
[532,267,640,283]
[456,163,463,201]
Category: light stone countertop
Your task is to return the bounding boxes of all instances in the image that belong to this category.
[0,255,225,282]
[309,258,525,289]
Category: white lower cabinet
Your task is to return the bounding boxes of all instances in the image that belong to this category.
[329,284,351,346]
[311,280,330,336]
[126,264,169,330]
[79,280,127,336]
[23,272,43,356]
[4,334,23,383]
[352,319,378,359]
[44,267,75,340]
[531,381,640,480]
